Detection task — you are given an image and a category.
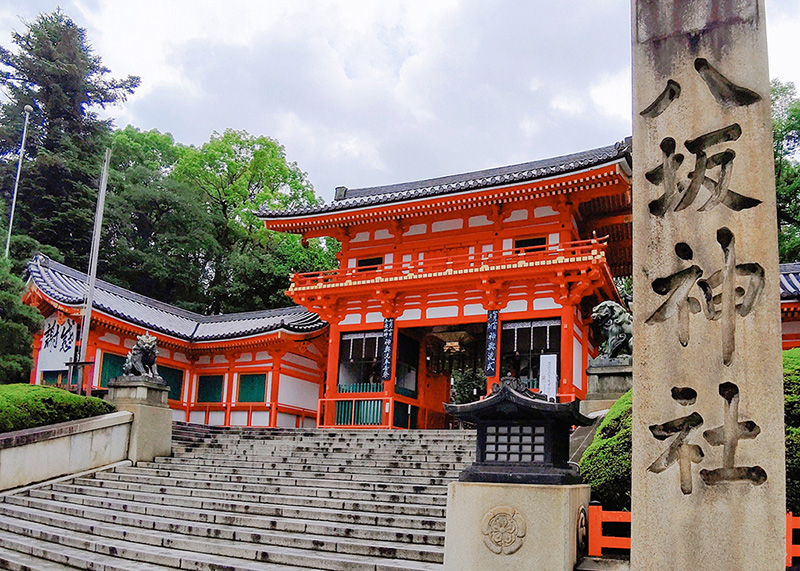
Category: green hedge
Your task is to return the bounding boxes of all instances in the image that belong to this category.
[0,384,115,434]
[580,348,800,512]
[578,389,632,510]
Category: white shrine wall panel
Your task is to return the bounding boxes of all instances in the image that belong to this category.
[276,412,297,427]
[230,411,248,426]
[278,376,319,410]
[283,352,318,370]
[251,410,270,426]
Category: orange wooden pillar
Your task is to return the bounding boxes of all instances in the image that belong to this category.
[268,346,287,427]
[29,336,42,384]
[223,353,239,426]
[323,324,340,426]
[560,303,575,402]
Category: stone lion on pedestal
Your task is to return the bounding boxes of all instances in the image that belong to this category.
[123,332,161,379]
[591,300,633,358]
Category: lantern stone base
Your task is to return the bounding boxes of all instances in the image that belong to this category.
[443,481,590,571]
[107,376,172,464]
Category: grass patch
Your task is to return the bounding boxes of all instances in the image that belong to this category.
[0,384,115,434]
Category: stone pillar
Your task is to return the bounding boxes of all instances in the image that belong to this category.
[107,376,172,464]
[631,1,785,569]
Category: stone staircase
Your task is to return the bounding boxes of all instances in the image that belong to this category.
[0,422,476,571]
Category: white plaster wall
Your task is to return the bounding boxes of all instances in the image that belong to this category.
[213,355,227,364]
[236,353,253,362]
[173,352,189,364]
[98,332,120,345]
[283,352,318,370]
[256,351,271,361]
[533,298,562,310]
[463,304,485,317]
[124,339,136,349]
[171,410,184,422]
[783,321,800,334]
[251,410,270,426]
[469,215,492,227]
[501,299,528,314]
[398,308,422,321]
[432,219,463,233]
[426,306,459,319]
[365,312,383,323]
[573,337,583,390]
[189,411,205,424]
[196,356,211,365]
[504,209,528,222]
[303,416,317,428]
[351,231,370,242]
[534,205,559,218]
[548,233,560,247]
[208,411,225,426]
[340,313,362,325]
[405,224,426,236]
[276,412,296,428]
[278,376,319,410]
[230,411,248,426]
[374,229,392,240]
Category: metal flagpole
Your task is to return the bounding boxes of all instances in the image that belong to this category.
[4,104,34,258]
[78,148,112,396]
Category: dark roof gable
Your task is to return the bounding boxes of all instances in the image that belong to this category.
[26,254,325,342]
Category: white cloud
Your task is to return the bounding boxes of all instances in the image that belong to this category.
[549,92,586,116]
[590,68,632,123]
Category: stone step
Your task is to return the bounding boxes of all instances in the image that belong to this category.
[132,461,457,486]
[0,498,444,563]
[172,444,473,457]
[103,466,448,496]
[149,456,463,478]
[4,491,445,548]
[29,485,447,532]
[65,477,446,516]
[172,452,469,469]
[0,501,443,571]
[0,543,81,571]
[83,472,448,506]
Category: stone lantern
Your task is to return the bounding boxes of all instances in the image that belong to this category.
[444,377,592,484]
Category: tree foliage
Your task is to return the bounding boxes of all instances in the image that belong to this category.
[0,10,139,270]
[0,258,44,383]
[772,79,800,262]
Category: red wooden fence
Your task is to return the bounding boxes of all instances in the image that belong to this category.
[589,504,800,565]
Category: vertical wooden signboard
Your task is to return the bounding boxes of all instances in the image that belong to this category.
[631,1,785,569]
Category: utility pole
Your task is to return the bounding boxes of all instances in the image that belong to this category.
[4,104,33,258]
[77,148,112,396]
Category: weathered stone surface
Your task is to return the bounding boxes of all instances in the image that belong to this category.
[0,412,131,491]
[443,482,589,571]
[631,1,785,569]
[108,377,171,464]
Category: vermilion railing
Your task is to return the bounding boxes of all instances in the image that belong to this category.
[589,505,800,563]
[290,236,608,291]
[587,503,631,557]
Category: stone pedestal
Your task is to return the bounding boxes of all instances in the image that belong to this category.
[107,376,172,464]
[581,358,632,416]
[443,482,590,571]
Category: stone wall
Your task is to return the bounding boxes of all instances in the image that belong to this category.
[0,411,132,491]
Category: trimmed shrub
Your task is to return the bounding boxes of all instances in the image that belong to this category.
[579,389,632,510]
[0,384,115,434]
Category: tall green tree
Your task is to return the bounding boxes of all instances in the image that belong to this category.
[772,79,800,261]
[0,257,43,383]
[99,127,218,312]
[173,129,335,313]
[0,10,139,269]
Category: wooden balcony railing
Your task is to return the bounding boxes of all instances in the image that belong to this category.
[289,237,608,292]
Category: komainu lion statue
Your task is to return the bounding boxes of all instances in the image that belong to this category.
[591,301,633,358]
[123,332,161,378]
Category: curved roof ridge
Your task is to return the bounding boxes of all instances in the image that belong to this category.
[27,253,326,341]
[259,138,632,219]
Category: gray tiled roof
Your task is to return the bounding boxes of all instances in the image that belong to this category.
[26,254,325,341]
[781,263,800,300]
[258,138,632,218]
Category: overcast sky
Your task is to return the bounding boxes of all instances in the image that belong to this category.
[1,0,799,203]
